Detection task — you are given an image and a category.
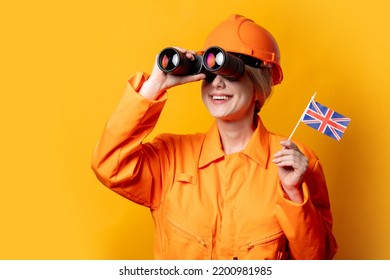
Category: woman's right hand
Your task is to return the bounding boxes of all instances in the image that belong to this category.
[139,47,206,100]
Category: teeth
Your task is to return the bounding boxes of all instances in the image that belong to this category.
[212,96,229,100]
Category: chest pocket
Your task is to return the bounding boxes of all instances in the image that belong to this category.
[238,221,288,260]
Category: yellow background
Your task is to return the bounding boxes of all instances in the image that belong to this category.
[1,0,389,260]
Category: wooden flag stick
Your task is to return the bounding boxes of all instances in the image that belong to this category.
[287,92,317,140]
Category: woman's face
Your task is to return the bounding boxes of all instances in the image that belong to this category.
[201,72,256,121]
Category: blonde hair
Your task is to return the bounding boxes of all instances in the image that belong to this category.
[245,65,273,114]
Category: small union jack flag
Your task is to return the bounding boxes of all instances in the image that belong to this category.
[302,99,351,141]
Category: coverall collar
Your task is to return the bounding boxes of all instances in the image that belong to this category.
[198,117,270,168]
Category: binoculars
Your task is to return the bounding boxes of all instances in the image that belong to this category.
[157,46,245,81]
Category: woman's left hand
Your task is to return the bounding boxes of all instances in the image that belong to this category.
[272,140,308,203]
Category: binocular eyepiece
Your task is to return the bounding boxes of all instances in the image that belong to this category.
[157,46,245,81]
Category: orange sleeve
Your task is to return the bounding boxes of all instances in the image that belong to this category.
[91,72,169,209]
[275,156,338,259]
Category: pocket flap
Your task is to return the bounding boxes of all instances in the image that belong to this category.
[174,173,197,184]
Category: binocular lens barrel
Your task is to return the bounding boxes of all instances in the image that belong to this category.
[202,47,245,80]
[204,50,224,70]
[157,48,203,75]
[159,49,180,71]
[157,46,245,81]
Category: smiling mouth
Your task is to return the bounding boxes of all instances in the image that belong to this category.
[211,94,233,100]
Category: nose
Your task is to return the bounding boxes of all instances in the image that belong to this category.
[211,75,225,89]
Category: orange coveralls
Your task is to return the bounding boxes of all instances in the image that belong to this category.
[91,72,338,260]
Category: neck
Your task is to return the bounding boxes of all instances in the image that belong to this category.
[217,115,257,155]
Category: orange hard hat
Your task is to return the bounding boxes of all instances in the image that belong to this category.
[203,14,283,85]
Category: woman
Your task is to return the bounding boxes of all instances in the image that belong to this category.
[91,14,338,259]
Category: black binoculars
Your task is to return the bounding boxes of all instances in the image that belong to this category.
[157,46,245,81]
